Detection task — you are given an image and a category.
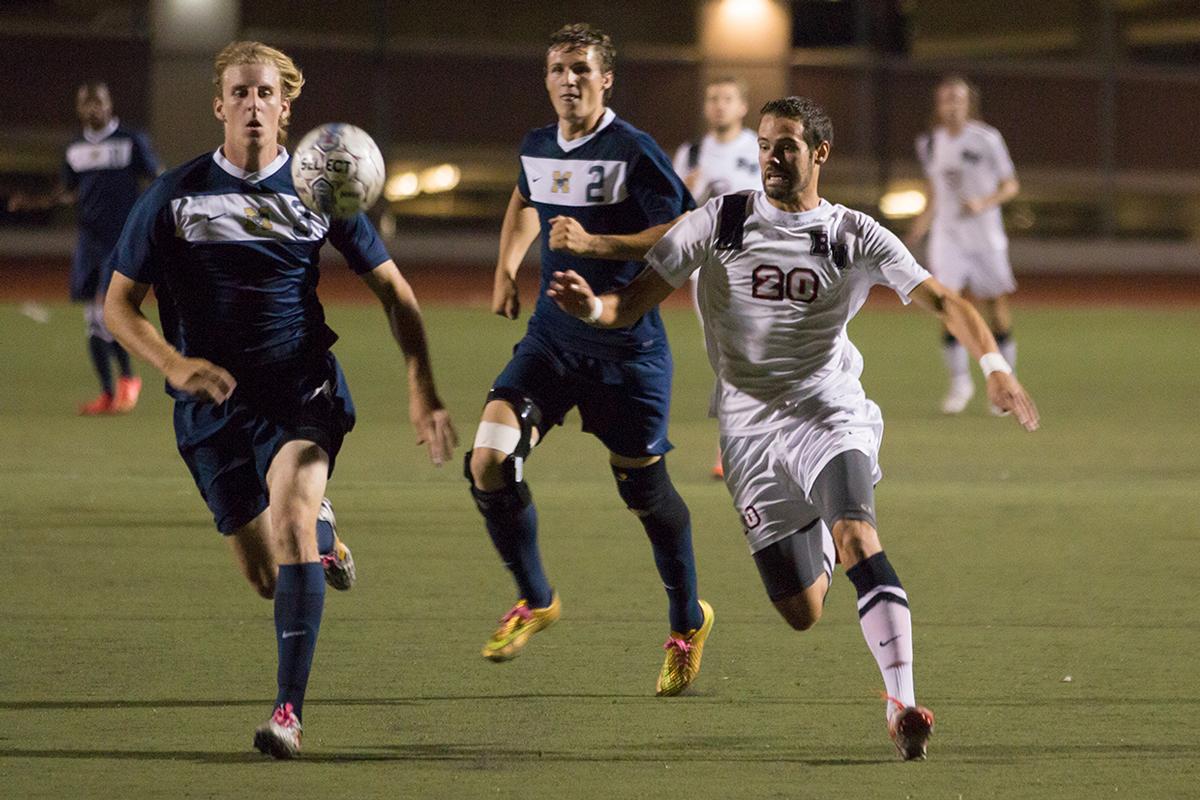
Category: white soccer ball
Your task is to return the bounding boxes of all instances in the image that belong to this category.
[291,123,386,218]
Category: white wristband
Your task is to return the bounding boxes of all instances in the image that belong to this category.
[583,296,604,324]
[979,352,1012,376]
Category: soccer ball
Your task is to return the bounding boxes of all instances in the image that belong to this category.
[291,123,386,218]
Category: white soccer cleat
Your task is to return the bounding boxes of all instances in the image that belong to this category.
[253,703,302,759]
[988,403,1011,418]
[318,498,356,591]
[940,379,974,415]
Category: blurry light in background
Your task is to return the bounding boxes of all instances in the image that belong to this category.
[384,171,420,201]
[722,0,771,23]
[701,0,790,60]
[419,164,461,194]
[879,189,927,219]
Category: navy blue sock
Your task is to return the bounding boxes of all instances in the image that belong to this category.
[87,336,114,395]
[274,562,325,721]
[471,484,553,608]
[845,551,908,616]
[612,460,703,632]
[111,340,133,377]
[316,517,335,556]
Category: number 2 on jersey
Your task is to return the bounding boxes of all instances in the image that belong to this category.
[586,165,605,203]
[751,265,819,303]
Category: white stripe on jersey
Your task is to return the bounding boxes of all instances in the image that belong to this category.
[170,193,330,244]
[520,156,629,207]
[66,139,133,173]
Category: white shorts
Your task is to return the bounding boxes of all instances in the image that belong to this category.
[928,235,1016,299]
[720,395,883,555]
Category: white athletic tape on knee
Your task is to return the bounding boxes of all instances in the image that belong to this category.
[473,421,522,454]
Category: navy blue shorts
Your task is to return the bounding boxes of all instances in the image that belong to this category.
[173,351,356,534]
[70,232,117,301]
[491,332,674,458]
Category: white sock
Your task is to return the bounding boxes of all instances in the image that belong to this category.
[848,552,916,719]
[860,599,916,716]
[942,341,969,383]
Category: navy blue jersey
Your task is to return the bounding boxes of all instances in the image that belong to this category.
[110,148,389,388]
[517,109,694,359]
[61,120,159,244]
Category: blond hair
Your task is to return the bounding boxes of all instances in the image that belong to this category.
[212,41,304,142]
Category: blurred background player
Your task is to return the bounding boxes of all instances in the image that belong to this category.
[7,82,159,414]
[672,76,762,478]
[549,96,1039,760]
[906,75,1021,415]
[104,41,456,758]
[466,23,713,696]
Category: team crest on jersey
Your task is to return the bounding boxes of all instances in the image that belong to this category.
[961,149,982,164]
[551,171,572,193]
[242,204,275,233]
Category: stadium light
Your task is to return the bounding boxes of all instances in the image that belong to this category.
[384,171,420,201]
[702,0,789,60]
[419,164,461,194]
[879,189,927,219]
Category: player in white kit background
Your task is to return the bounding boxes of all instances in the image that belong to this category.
[671,76,762,477]
[549,96,1039,760]
[905,75,1021,415]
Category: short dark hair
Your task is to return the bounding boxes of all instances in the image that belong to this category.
[759,96,833,150]
[548,23,616,100]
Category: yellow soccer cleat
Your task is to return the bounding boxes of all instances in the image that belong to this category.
[655,599,714,696]
[481,593,561,661]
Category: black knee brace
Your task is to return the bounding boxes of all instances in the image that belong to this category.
[465,388,543,509]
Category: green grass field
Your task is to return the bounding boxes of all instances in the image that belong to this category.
[2,300,1198,799]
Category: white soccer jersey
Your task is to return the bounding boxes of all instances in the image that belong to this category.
[916,120,1015,252]
[672,129,762,205]
[647,193,930,436]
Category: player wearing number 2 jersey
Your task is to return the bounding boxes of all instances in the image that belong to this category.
[465,23,712,698]
[550,96,1039,760]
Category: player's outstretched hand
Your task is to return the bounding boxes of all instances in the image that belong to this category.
[164,355,236,404]
[492,271,520,320]
[548,216,595,256]
[411,400,458,467]
[987,372,1040,432]
[547,269,596,319]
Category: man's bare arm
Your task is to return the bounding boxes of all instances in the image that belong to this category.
[548,214,685,262]
[360,260,458,466]
[492,186,541,319]
[903,179,935,249]
[103,271,236,403]
[547,266,676,329]
[909,277,1038,431]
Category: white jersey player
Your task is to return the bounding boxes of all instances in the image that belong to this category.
[549,96,1039,761]
[672,76,762,478]
[672,77,762,205]
[906,76,1021,415]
